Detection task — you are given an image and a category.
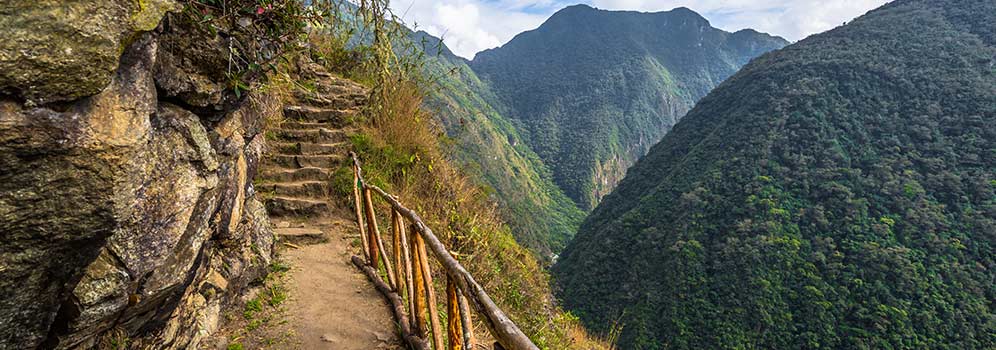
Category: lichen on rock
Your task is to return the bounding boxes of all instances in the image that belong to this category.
[0,0,178,103]
[0,4,280,348]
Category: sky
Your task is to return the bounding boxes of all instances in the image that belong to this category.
[389,0,892,59]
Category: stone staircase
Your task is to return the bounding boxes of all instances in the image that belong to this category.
[258,69,368,239]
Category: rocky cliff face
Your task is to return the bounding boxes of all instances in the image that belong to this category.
[0,2,277,348]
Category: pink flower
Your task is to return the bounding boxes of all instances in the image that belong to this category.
[256,6,265,15]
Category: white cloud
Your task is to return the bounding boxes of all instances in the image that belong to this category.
[392,0,893,59]
[390,0,554,59]
[589,0,891,41]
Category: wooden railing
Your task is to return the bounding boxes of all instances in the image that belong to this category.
[349,152,539,350]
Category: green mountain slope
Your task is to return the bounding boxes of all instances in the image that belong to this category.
[553,0,996,348]
[414,32,585,257]
[470,5,788,210]
[410,6,785,256]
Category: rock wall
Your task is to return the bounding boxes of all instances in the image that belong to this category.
[0,2,276,348]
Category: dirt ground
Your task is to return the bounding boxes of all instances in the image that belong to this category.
[210,215,401,350]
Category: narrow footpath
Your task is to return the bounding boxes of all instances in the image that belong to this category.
[257,64,401,349]
[276,216,400,350]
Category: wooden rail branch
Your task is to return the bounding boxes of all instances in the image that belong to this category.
[352,255,430,350]
[363,183,540,350]
[411,227,429,336]
[447,277,464,350]
[392,210,406,298]
[401,223,418,333]
[362,186,399,291]
[351,163,371,262]
[362,187,380,268]
[415,226,446,350]
[458,291,474,350]
[373,197,398,289]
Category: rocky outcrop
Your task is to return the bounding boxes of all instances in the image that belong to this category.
[0,0,177,103]
[0,3,278,349]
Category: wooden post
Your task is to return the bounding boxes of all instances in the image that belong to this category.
[447,276,463,350]
[363,188,397,289]
[403,223,417,332]
[415,232,445,350]
[392,210,405,296]
[458,287,474,349]
[410,228,428,337]
[352,256,430,350]
[362,188,380,267]
[352,166,370,262]
[374,211,397,290]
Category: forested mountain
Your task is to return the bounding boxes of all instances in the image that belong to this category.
[553,0,996,348]
[414,31,585,256]
[413,6,785,256]
[470,4,788,210]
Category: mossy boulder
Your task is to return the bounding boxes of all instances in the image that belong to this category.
[0,28,275,349]
[0,0,176,103]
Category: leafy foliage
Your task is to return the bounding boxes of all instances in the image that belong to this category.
[553,1,996,348]
[180,0,333,96]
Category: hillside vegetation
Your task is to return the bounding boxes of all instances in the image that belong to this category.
[416,32,586,257]
[554,0,996,348]
[471,5,788,210]
[414,6,786,256]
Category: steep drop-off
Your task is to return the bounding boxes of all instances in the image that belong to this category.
[413,7,786,255]
[555,0,995,348]
[415,32,585,257]
[1,2,280,348]
[470,4,788,210]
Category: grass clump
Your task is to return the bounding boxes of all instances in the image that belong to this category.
[220,258,294,348]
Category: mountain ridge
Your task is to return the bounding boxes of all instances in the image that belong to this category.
[468,5,788,210]
[554,0,995,348]
[415,5,787,255]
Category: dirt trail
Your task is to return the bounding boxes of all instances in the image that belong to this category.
[276,216,401,349]
[253,63,401,349]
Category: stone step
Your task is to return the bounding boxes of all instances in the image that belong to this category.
[310,69,334,78]
[258,167,331,182]
[271,141,349,155]
[278,121,330,130]
[274,227,328,245]
[271,128,348,143]
[265,196,331,218]
[266,154,345,169]
[257,181,332,198]
[296,93,366,110]
[314,82,367,96]
[283,105,354,125]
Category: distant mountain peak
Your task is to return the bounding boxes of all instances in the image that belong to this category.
[667,6,707,19]
[559,3,595,11]
[548,3,711,24]
[468,4,787,211]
